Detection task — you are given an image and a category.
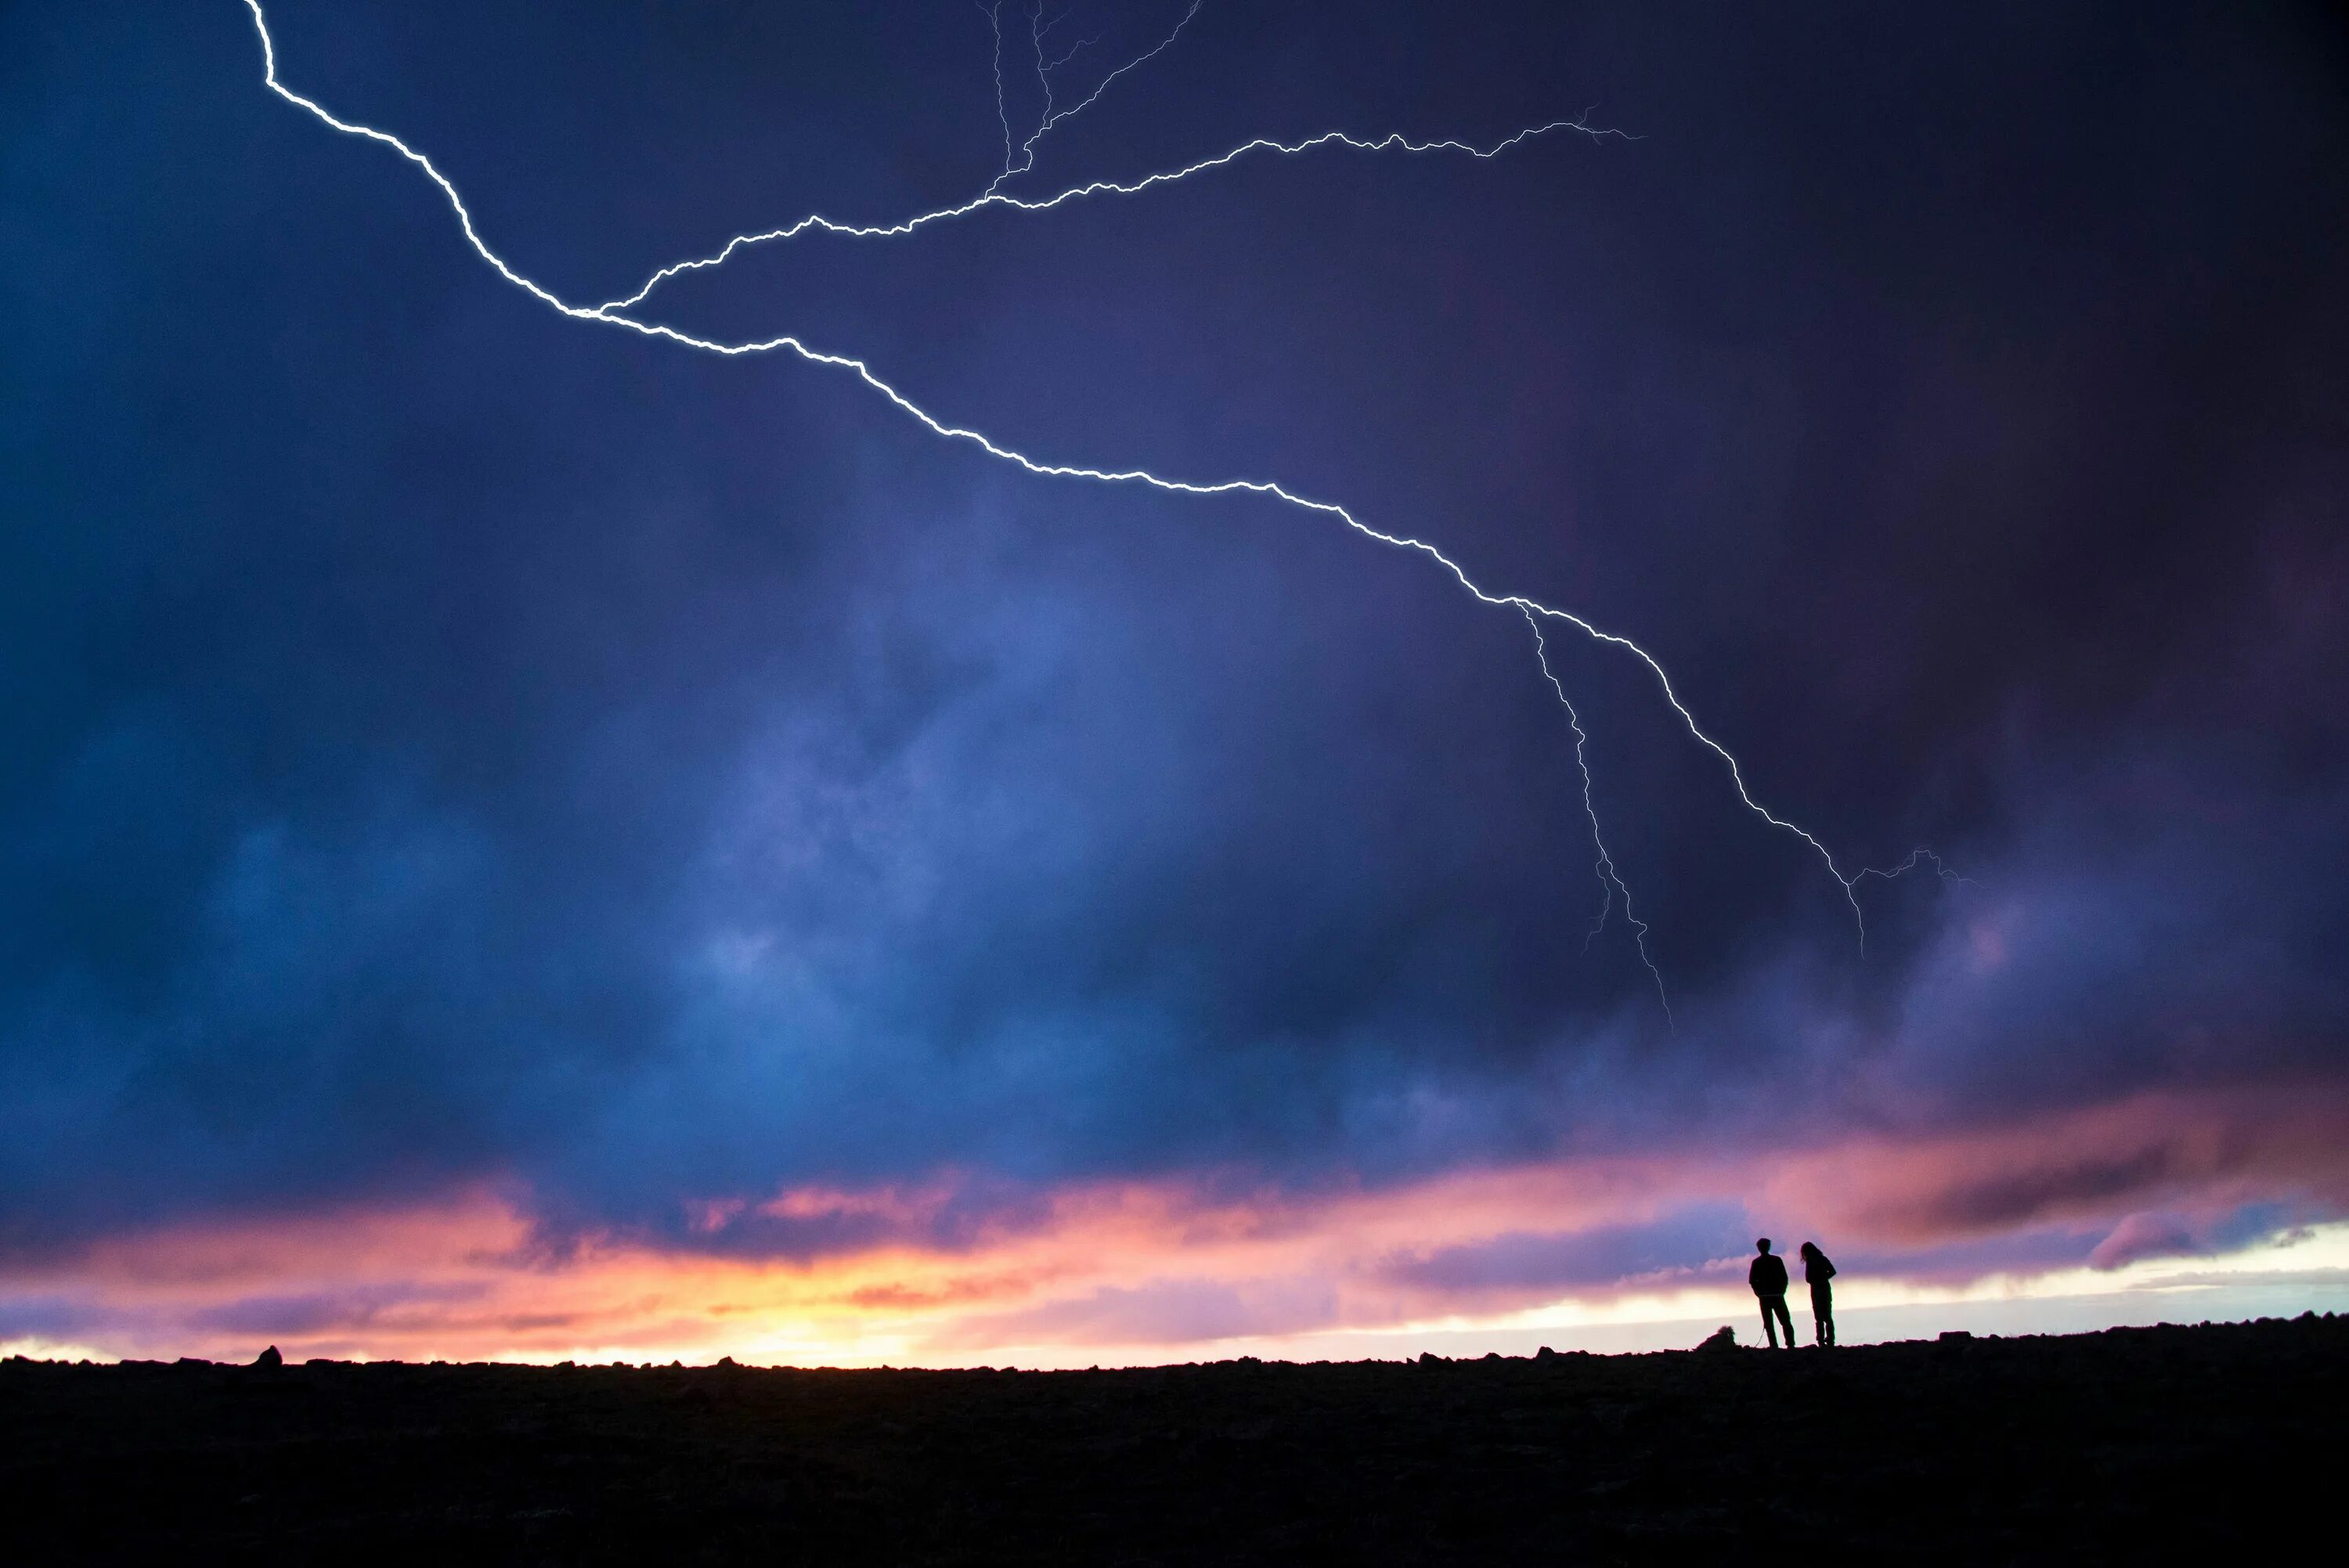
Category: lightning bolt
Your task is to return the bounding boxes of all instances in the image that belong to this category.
[983,4,1015,178]
[1525,608,1670,1028]
[981,1,1201,200]
[596,119,1629,314]
[1856,849,1976,890]
[1041,20,1103,77]
[240,0,1946,1015]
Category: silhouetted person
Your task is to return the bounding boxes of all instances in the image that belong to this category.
[1750,1238,1794,1348]
[1800,1242,1837,1346]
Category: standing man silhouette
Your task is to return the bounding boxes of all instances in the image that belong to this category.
[1800,1242,1838,1346]
[1749,1238,1795,1349]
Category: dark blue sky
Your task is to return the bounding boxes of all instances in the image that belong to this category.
[4,0,2347,1310]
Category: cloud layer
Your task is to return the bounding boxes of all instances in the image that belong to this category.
[2,0,2346,1357]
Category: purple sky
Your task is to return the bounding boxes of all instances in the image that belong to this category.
[2,0,2345,1361]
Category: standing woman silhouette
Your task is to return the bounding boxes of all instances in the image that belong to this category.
[1799,1242,1837,1346]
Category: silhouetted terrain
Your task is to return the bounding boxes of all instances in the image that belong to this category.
[5,1316,2340,1564]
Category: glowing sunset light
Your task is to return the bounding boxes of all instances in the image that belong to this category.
[9,1084,2344,1367]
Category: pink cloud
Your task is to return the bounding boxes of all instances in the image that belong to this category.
[2087,1212,2199,1270]
[5,1080,2344,1364]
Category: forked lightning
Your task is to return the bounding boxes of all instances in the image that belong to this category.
[240,0,1945,1018]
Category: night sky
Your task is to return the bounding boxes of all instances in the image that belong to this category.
[5,1,2347,1363]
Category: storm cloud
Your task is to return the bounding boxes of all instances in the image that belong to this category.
[3,0,2346,1349]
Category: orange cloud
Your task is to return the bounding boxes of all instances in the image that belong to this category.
[7,1081,2346,1366]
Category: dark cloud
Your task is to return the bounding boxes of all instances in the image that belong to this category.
[2085,1203,2318,1273]
[1895,1149,2178,1234]
[184,1281,490,1339]
[1381,1206,1750,1298]
[931,1275,1342,1350]
[2,0,2345,1269]
[0,1297,104,1345]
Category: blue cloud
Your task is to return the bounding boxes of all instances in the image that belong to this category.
[2,0,2344,1271]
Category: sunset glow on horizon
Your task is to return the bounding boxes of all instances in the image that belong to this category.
[12,1083,2347,1366]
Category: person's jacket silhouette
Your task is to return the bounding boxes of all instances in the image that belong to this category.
[1800,1242,1838,1347]
[1749,1239,1795,1347]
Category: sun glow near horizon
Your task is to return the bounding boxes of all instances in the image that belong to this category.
[10,1089,2347,1369]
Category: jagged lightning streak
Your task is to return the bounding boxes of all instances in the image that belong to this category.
[1023,6,1057,179]
[598,117,1623,313]
[1856,849,1976,889]
[1043,24,1102,76]
[982,4,1014,177]
[982,0,1201,199]
[610,1,1608,312]
[242,0,1935,993]
[1524,609,1671,1027]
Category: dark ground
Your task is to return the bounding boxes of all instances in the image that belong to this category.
[4,1315,2341,1564]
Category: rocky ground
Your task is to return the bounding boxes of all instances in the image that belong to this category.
[5,1314,2340,1563]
